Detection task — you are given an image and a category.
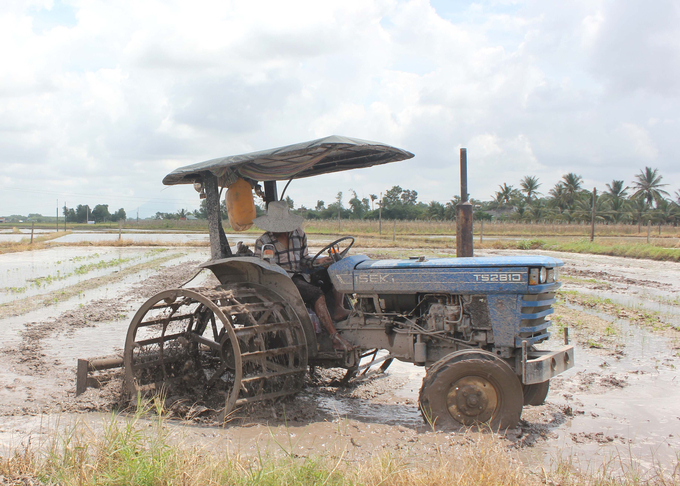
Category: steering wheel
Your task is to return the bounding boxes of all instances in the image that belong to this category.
[311,236,355,268]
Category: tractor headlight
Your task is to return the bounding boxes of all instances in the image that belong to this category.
[529,267,551,285]
[546,268,558,283]
[529,268,539,285]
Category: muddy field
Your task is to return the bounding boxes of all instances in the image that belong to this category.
[1,241,679,475]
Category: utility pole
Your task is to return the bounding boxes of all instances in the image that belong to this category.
[456,148,473,257]
[379,192,382,236]
[56,199,59,232]
[590,188,596,242]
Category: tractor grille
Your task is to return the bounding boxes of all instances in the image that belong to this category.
[516,292,556,347]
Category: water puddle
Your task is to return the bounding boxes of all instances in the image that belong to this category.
[535,307,680,470]
[317,358,425,428]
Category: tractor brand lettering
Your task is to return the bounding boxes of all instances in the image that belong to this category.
[472,273,523,282]
[355,273,395,284]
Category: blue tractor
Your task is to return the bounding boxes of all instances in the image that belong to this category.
[115,136,573,430]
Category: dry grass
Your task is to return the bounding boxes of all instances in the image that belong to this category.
[7,220,680,238]
[303,220,680,239]
[56,239,209,248]
[0,231,71,254]
[0,234,210,256]
[1,399,677,485]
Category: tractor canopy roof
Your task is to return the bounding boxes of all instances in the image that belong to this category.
[162,135,414,185]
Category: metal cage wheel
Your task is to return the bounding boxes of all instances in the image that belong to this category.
[123,288,243,413]
[123,284,309,416]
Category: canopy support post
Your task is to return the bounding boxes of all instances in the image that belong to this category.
[264,181,278,208]
[203,172,232,260]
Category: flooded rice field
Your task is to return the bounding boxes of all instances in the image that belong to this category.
[0,239,679,476]
[0,247,178,304]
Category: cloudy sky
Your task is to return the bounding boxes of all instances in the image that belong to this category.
[1,0,679,217]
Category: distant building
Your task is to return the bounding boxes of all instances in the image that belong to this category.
[0,217,5,223]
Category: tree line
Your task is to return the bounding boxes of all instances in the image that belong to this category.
[62,204,127,223]
[289,166,679,226]
[481,167,679,227]
[157,166,679,226]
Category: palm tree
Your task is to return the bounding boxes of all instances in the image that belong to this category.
[632,167,669,207]
[548,183,568,211]
[606,197,631,223]
[495,183,515,206]
[605,180,628,200]
[653,199,680,227]
[628,195,651,233]
[512,200,528,221]
[527,199,552,222]
[561,173,583,209]
[427,201,446,220]
[573,189,611,223]
[520,176,542,202]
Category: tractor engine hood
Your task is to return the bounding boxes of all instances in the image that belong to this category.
[328,255,563,295]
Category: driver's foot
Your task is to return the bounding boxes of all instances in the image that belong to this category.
[331,307,351,321]
[332,334,356,352]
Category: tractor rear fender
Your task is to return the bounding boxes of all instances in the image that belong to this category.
[200,257,318,357]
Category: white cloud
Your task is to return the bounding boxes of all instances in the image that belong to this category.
[617,123,659,160]
[0,0,679,218]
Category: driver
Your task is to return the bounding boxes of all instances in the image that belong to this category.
[253,200,353,352]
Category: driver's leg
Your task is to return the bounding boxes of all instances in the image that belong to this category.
[313,295,353,352]
[310,269,350,321]
[330,288,350,321]
[291,275,354,352]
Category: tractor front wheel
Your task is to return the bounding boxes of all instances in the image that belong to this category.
[419,353,523,430]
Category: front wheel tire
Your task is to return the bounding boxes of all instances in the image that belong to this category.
[419,354,523,430]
